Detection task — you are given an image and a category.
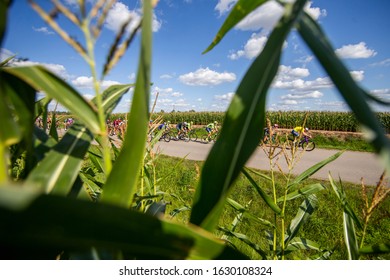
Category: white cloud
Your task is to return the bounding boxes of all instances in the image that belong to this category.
[370,58,390,67]
[179,67,236,86]
[105,2,161,34]
[160,74,174,79]
[350,70,364,82]
[228,33,268,60]
[214,92,235,102]
[215,0,237,16]
[280,99,298,105]
[335,42,377,59]
[171,92,183,97]
[273,76,333,90]
[72,76,119,89]
[32,26,54,35]
[10,60,70,80]
[277,65,310,81]
[370,88,390,95]
[281,90,323,99]
[153,86,173,94]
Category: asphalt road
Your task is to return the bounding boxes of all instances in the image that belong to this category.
[154,139,387,186]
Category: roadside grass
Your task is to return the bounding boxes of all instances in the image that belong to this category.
[312,133,375,152]
[154,154,390,260]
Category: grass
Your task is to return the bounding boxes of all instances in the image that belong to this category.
[153,154,390,260]
[312,133,376,152]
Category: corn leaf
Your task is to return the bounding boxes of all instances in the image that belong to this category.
[297,13,390,176]
[277,183,325,202]
[0,186,248,260]
[2,65,101,134]
[218,226,268,259]
[359,243,390,255]
[242,168,282,215]
[285,194,318,248]
[203,0,269,54]
[101,0,152,208]
[25,123,94,195]
[25,84,131,196]
[227,198,274,228]
[328,174,363,230]
[285,237,321,253]
[288,150,344,188]
[190,0,308,231]
[343,211,359,260]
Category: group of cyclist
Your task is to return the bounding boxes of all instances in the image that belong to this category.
[263,123,311,143]
[107,117,126,136]
[151,120,220,141]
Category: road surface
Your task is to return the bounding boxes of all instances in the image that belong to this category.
[154,140,387,186]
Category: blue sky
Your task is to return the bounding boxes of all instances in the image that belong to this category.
[1,0,390,113]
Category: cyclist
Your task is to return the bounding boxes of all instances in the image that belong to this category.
[176,121,188,138]
[158,122,166,130]
[263,123,279,143]
[64,117,74,131]
[206,121,219,138]
[291,126,310,138]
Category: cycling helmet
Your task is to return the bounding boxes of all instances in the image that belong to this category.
[305,127,309,131]
[274,124,279,128]
[184,122,187,125]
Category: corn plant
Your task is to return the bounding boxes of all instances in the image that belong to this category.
[189,0,390,258]
[1,0,389,260]
[0,0,244,260]
[328,172,390,259]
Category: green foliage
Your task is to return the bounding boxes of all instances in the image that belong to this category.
[0,0,389,260]
[149,111,390,133]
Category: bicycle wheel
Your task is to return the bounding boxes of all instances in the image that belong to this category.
[170,131,179,141]
[180,132,190,142]
[189,131,198,142]
[301,140,315,151]
[162,132,171,142]
[284,137,296,150]
[202,135,211,143]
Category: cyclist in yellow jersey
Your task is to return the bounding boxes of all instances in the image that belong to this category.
[291,126,310,138]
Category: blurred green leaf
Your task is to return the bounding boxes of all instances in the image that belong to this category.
[0,0,12,47]
[2,65,101,134]
[359,243,390,255]
[190,0,308,231]
[25,84,131,196]
[25,123,94,195]
[203,0,269,54]
[101,0,152,208]
[0,187,247,260]
[297,13,390,175]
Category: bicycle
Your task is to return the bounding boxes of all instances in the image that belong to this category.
[171,129,190,142]
[261,132,279,147]
[286,135,315,151]
[201,131,219,143]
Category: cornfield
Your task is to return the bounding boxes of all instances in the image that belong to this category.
[146,111,390,133]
